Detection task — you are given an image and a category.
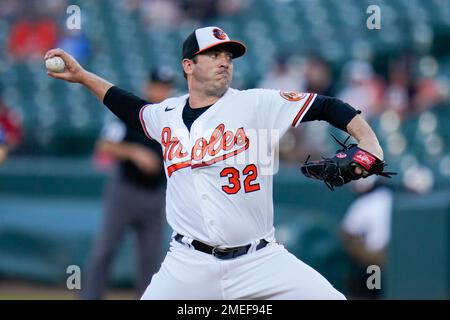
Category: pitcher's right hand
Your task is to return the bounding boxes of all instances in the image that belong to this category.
[44,48,87,83]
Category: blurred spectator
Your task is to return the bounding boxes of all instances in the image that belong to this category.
[412,56,449,113]
[140,0,182,28]
[0,127,7,164]
[0,90,22,164]
[384,54,449,118]
[125,0,142,12]
[181,0,219,24]
[258,54,304,91]
[402,165,434,195]
[7,2,58,61]
[0,0,22,21]
[338,60,384,120]
[272,55,334,164]
[41,0,68,16]
[81,67,175,300]
[142,66,175,103]
[0,95,23,150]
[340,176,394,299]
[303,55,333,96]
[216,0,245,16]
[383,55,416,119]
[139,0,245,28]
[259,54,305,164]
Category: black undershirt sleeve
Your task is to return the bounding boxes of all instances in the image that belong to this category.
[301,95,361,132]
[103,86,149,134]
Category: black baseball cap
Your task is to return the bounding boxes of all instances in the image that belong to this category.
[182,26,246,60]
[149,66,175,84]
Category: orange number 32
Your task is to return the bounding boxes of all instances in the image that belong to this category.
[220,164,261,194]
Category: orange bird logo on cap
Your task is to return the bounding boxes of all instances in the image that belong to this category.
[213,28,227,40]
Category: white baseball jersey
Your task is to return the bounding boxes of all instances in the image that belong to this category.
[139,88,317,247]
[342,187,393,251]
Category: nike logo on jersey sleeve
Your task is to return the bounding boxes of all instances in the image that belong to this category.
[165,106,175,112]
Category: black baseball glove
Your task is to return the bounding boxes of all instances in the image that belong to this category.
[300,135,396,191]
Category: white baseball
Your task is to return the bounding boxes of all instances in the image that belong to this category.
[45,57,65,73]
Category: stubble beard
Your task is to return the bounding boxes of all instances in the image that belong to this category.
[207,76,231,98]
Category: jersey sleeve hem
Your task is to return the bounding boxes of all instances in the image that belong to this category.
[291,93,317,128]
[139,104,154,140]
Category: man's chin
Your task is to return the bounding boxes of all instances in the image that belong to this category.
[217,83,230,96]
[210,80,230,96]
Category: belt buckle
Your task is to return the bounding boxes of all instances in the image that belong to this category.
[212,246,235,259]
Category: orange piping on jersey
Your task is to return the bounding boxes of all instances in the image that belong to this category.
[168,141,249,176]
[164,125,250,176]
[139,105,154,140]
[167,160,192,177]
[291,93,315,127]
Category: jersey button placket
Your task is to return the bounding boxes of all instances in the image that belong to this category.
[192,171,215,237]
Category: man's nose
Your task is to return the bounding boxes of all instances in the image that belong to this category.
[218,53,230,67]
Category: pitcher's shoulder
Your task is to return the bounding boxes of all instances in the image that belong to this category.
[227,87,272,99]
[143,93,189,113]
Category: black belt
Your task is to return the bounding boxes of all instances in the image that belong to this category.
[174,233,269,260]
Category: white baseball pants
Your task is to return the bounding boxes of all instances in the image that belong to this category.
[141,239,346,300]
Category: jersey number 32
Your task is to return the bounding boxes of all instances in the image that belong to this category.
[220,164,260,194]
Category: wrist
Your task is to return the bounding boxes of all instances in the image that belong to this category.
[79,70,91,85]
[125,144,138,161]
[358,142,383,160]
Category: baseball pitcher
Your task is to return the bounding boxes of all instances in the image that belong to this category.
[45,26,392,299]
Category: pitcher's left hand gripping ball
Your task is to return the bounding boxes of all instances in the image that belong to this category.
[301,135,396,191]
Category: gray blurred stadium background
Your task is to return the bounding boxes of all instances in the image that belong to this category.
[0,0,449,299]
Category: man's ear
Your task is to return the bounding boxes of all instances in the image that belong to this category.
[182,58,193,76]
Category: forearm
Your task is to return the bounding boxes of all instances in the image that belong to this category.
[0,146,8,164]
[346,115,383,160]
[80,71,114,102]
[45,48,148,135]
[301,95,359,131]
[302,95,383,159]
[97,139,162,174]
[96,140,138,162]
